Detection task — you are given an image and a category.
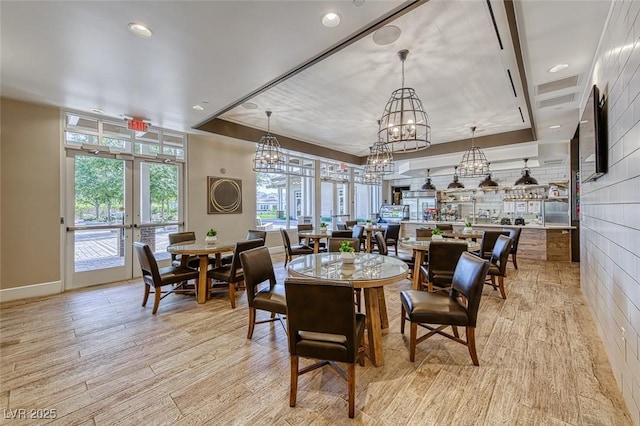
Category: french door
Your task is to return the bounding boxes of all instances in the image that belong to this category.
[65,153,183,289]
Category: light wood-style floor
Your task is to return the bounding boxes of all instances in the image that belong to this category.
[0,254,632,425]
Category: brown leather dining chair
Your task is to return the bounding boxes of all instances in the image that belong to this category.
[280,229,313,266]
[134,242,199,314]
[474,230,509,259]
[485,234,512,299]
[400,252,490,365]
[168,231,200,268]
[419,240,469,292]
[503,227,522,269]
[327,237,361,253]
[207,239,264,308]
[221,229,267,265]
[435,223,453,231]
[285,277,366,418]
[330,229,353,239]
[416,228,433,239]
[239,246,286,339]
[384,223,401,255]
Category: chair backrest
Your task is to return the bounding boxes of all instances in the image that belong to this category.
[503,227,522,253]
[416,228,433,238]
[285,277,359,363]
[450,252,490,327]
[168,231,196,245]
[384,223,401,241]
[297,224,313,232]
[480,230,510,258]
[374,231,388,255]
[240,246,276,307]
[427,241,469,282]
[134,242,160,286]
[435,223,453,231]
[351,225,364,240]
[246,229,267,243]
[230,239,266,280]
[345,220,357,228]
[280,229,293,255]
[328,237,361,253]
[489,235,512,275]
[331,230,352,238]
[336,223,347,230]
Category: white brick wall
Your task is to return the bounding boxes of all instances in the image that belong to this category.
[581,1,640,424]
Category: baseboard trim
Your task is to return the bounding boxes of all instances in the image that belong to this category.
[0,280,64,303]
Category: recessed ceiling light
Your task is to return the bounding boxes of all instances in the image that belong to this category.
[322,12,341,28]
[90,108,104,114]
[549,125,562,129]
[128,22,153,38]
[372,25,401,46]
[548,63,569,73]
[241,102,258,110]
[192,105,205,111]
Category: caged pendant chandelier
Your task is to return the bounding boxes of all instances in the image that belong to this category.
[458,126,489,178]
[252,110,285,173]
[378,49,431,153]
[365,121,395,176]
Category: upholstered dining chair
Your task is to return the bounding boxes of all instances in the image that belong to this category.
[221,229,267,265]
[134,242,199,314]
[239,246,287,339]
[297,223,325,251]
[280,229,313,266]
[285,277,366,418]
[327,237,361,253]
[168,231,200,268]
[336,223,348,230]
[207,239,264,308]
[330,229,353,239]
[485,234,512,299]
[345,220,357,229]
[503,227,522,269]
[384,223,401,255]
[435,223,453,231]
[419,240,469,292]
[415,228,433,239]
[400,252,490,365]
[473,230,509,259]
[351,225,365,251]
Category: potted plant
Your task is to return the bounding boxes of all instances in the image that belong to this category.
[463,221,473,233]
[431,228,444,240]
[205,228,218,243]
[320,222,328,231]
[339,240,356,263]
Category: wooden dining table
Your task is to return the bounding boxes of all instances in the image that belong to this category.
[287,252,408,367]
[167,240,235,304]
[297,229,330,253]
[363,224,385,253]
[441,230,485,240]
[399,237,480,290]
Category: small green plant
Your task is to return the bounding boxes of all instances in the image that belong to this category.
[464,221,472,228]
[206,228,217,237]
[320,222,327,228]
[432,228,443,235]
[339,240,355,253]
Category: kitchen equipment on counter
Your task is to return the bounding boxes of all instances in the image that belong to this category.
[514,218,525,225]
[501,218,512,225]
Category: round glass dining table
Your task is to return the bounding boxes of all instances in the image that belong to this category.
[287,253,408,367]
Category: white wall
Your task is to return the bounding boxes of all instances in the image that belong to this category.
[580,1,640,424]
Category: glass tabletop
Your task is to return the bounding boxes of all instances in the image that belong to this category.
[287,253,408,287]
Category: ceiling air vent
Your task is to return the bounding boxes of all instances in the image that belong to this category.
[537,93,576,108]
[536,75,579,95]
[543,158,566,166]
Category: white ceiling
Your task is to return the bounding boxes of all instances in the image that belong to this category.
[1,0,612,176]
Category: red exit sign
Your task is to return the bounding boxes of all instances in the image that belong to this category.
[128,119,148,132]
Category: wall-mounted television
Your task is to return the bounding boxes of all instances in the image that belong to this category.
[579,84,608,182]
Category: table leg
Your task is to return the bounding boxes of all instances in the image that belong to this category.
[363,287,384,367]
[378,287,389,329]
[412,250,425,290]
[313,238,320,254]
[197,255,209,304]
[366,232,372,253]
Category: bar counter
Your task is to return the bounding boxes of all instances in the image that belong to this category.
[399,221,575,262]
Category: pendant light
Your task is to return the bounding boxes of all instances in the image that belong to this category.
[514,158,538,185]
[447,166,465,189]
[365,121,394,175]
[252,110,285,173]
[421,169,436,190]
[459,126,489,177]
[478,163,499,188]
[378,49,431,153]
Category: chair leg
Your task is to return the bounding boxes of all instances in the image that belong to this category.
[229,283,236,308]
[354,289,361,313]
[512,252,518,269]
[347,363,356,418]
[466,327,479,366]
[452,325,460,338]
[152,287,161,314]
[394,244,398,256]
[247,307,256,339]
[400,305,406,334]
[498,276,506,299]
[290,356,299,408]
[409,322,417,362]
[142,284,150,307]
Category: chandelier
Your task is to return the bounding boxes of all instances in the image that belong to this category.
[358,167,382,185]
[378,49,431,153]
[365,123,394,176]
[252,110,285,173]
[458,126,489,177]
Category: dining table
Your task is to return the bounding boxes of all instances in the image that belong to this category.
[297,229,331,253]
[363,224,386,253]
[287,252,408,367]
[399,237,480,290]
[167,240,235,304]
[441,230,485,240]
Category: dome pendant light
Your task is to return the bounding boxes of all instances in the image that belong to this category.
[447,166,465,189]
[514,158,538,185]
[421,168,436,190]
[479,163,499,188]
